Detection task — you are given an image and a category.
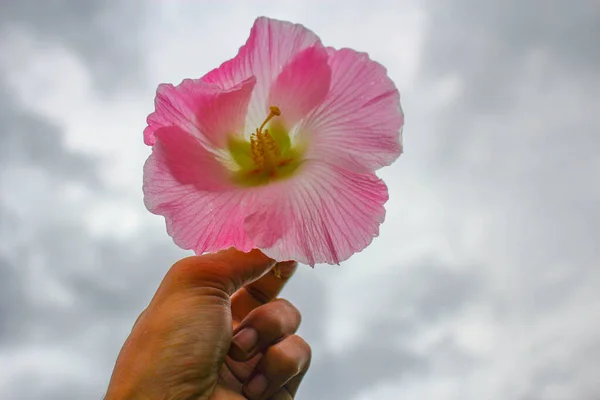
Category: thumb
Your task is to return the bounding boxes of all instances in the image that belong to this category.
[107,249,276,399]
[155,248,277,300]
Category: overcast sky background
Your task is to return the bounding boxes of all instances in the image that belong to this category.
[0,1,598,399]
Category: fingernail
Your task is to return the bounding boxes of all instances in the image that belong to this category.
[232,327,258,355]
[246,374,268,398]
[272,260,297,279]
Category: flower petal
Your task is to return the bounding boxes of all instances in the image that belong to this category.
[268,45,332,130]
[150,126,232,190]
[244,161,389,266]
[300,48,404,172]
[143,126,254,253]
[144,76,256,148]
[201,17,321,129]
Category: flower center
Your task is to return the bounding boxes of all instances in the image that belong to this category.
[250,106,282,174]
[227,106,303,187]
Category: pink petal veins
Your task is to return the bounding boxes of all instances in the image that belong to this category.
[143,126,254,253]
[144,77,256,148]
[268,45,332,130]
[244,160,389,266]
[142,17,405,265]
[201,17,321,129]
[150,126,232,191]
[299,48,404,173]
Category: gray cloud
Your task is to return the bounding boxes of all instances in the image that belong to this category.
[0,164,183,399]
[0,22,166,391]
[422,0,600,109]
[0,0,146,92]
[285,261,481,400]
[0,85,97,181]
[420,0,600,244]
[0,374,103,400]
[420,0,600,262]
[0,255,27,341]
[1,1,599,399]
[417,0,600,398]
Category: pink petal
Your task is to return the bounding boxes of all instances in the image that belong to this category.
[268,45,332,129]
[150,126,232,191]
[201,17,321,128]
[144,76,256,147]
[300,48,404,172]
[244,161,389,266]
[143,126,254,253]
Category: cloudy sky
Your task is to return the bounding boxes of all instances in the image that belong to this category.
[1,0,598,399]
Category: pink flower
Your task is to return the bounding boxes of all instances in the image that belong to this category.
[143,17,404,266]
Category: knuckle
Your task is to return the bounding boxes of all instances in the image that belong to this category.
[250,306,285,333]
[276,298,301,320]
[168,257,233,293]
[168,256,210,281]
[272,347,302,377]
[262,335,312,378]
[245,284,272,304]
[295,335,312,365]
[248,300,301,336]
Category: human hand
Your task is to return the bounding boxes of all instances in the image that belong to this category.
[105,249,310,400]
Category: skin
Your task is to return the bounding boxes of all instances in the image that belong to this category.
[105,248,311,400]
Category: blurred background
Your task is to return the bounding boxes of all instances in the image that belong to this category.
[0,0,598,399]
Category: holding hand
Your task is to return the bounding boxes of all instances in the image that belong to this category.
[106,249,311,400]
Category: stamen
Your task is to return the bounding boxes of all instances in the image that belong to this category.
[250,106,282,174]
[250,130,264,168]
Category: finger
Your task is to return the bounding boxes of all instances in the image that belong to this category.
[229,298,301,361]
[231,260,297,322]
[243,334,311,400]
[281,367,310,398]
[153,248,276,301]
[269,388,293,400]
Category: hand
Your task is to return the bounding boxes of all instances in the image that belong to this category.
[105,248,311,400]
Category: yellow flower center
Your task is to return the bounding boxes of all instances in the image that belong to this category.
[227,106,303,186]
[250,106,282,175]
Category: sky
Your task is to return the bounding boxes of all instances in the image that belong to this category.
[0,0,598,399]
